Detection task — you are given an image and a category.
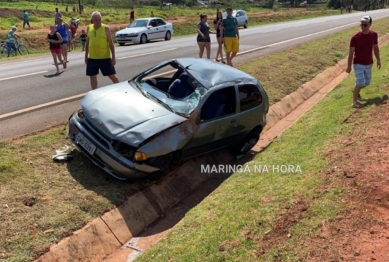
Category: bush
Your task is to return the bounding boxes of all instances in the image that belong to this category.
[150,0,160,6]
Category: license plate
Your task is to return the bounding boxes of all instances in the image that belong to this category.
[76,133,96,155]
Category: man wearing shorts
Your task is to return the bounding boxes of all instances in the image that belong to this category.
[221,7,239,67]
[85,11,119,90]
[23,10,30,30]
[346,16,381,108]
[6,26,18,57]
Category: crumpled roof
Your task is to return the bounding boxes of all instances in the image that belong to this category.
[175,58,257,89]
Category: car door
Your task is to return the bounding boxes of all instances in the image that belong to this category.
[156,19,167,39]
[147,19,159,40]
[237,84,265,133]
[235,11,244,26]
[181,86,242,159]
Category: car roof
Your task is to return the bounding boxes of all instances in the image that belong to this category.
[174,58,256,89]
[135,17,166,21]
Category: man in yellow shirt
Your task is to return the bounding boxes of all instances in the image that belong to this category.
[85,11,119,90]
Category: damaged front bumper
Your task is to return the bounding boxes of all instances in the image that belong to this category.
[67,111,159,180]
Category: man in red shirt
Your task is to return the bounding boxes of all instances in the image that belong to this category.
[346,16,381,108]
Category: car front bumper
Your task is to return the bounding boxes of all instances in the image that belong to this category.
[67,112,159,180]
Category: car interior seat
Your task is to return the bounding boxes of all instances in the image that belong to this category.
[167,72,193,99]
[200,91,226,121]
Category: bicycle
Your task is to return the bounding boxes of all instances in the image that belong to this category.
[0,39,29,57]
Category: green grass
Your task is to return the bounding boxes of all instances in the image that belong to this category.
[134,40,389,262]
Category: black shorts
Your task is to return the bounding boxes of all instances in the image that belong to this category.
[23,20,30,26]
[197,35,210,43]
[86,58,116,76]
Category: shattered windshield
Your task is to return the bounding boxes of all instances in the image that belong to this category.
[132,65,207,117]
[127,19,148,28]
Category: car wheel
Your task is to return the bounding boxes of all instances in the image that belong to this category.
[165,31,171,41]
[119,43,125,46]
[140,34,147,44]
[244,21,248,28]
[147,153,173,181]
[235,131,259,154]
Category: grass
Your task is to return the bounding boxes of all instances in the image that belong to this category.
[134,36,389,262]
[1,15,389,262]
[0,1,340,56]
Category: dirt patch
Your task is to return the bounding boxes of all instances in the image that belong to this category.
[253,200,309,258]
[0,8,52,19]
[305,101,389,261]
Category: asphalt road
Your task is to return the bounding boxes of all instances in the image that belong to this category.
[1,10,389,140]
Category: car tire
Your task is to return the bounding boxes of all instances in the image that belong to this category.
[140,34,147,44]
[119,43,125,46]
[244,21,248,28]
[147,153,173,181]
[165,31,171,41]
[235,131,259,154]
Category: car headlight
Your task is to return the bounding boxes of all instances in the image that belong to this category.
[134,152,148,161]
[128,33,138,37]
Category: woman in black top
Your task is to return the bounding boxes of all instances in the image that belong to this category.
[196,14,211,59]
[47,25,65,74]
[213,11,225,63]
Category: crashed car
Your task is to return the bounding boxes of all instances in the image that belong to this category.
[67,58,269,181]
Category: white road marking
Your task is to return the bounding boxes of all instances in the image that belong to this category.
[117,48,178,60]
[0,71,48,82]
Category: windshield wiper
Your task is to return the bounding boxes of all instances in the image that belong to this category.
[146,92,175,113]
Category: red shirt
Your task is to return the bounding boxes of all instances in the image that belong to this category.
[350,30,378,65]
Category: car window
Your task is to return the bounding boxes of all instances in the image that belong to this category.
[128,19,148,28]
[200,87,236,121]
[241,11,246,16]
[238,84,262,112]
[156,19,166,26]
[149,19,157,27]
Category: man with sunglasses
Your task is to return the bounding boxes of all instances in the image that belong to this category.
[85,11,119,90]
[346,16,381,108]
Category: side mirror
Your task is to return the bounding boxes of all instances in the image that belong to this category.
[147,25,152,29]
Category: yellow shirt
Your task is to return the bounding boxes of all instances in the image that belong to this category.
[87,24,111,59]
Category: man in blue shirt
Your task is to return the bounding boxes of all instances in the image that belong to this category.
[23,10,30,30]
[221,7,240,67]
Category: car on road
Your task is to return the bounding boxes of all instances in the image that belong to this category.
[222,10,248,28]
[67,58,269,181]
[115,17,173,45]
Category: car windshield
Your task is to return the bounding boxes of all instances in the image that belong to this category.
[132,63,207,117]
[127,19,148,28]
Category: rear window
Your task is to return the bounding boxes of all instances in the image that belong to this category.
[238,84,262,112]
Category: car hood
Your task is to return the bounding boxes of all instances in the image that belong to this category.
[116,28,144,35]
[81,82,186,146]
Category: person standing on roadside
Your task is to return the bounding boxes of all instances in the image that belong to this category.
[196,14,211,59]
[130,7,135,23]
[346,16,381,108]
[47,25,66,74]
[85,11,119,90]
[6,26,19,57]
[221,7,239,67]
[54,7,61,25]
[151,11,155,17]
[214,11,225,63]
[23,10,30,30]
[56,17,69,63]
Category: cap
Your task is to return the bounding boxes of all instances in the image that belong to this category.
[11,25,17,29]
[360,16,372,23]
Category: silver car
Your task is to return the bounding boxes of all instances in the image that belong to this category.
[68,58,269,181]
[222,10,248,28]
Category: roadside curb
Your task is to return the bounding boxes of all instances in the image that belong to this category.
[34,34,389,262]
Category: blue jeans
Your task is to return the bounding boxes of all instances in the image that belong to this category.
[6,42,17,55]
